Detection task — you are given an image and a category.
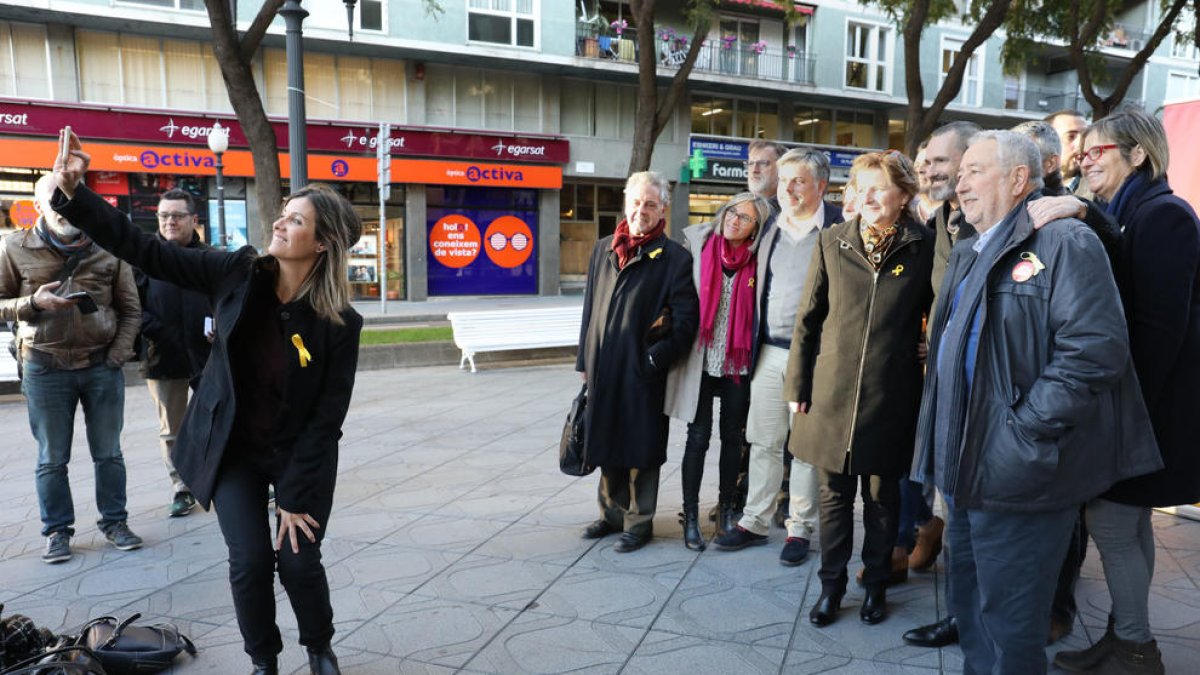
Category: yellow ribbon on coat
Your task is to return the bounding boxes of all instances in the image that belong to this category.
[291,334,312,368]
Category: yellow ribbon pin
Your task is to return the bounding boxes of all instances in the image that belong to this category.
[647,248,663,259]
[748,277,755,288]
[1020,252,1046,274]
[291,334,312,368]
[891,264,905,277]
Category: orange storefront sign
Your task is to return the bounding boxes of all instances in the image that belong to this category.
[0,138,562,188]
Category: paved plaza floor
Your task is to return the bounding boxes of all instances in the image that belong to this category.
[1,363,1198,674]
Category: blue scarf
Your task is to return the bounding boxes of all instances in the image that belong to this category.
[1105,171,1151,224]
[35,217,94,257]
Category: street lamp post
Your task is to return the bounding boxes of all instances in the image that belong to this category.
[207,121,229,249]
[279,0,309,189]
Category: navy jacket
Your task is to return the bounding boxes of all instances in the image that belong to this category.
[911,200,1161,511]
[136,231,212,381]
[55,186,362,515]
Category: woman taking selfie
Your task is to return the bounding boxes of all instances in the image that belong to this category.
[665,191,772,549]
[50,128,362,675]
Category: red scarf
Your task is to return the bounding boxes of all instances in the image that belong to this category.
[611,218,666,270]
[698,233,756,377]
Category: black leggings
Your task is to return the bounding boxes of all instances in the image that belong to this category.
[212,450,336,661]
[681,373,751,508]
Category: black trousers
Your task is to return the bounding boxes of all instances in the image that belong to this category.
[816,468,900,593]
[1051,505,1088,625]
[681,373,751,508]
[212,449,336,661]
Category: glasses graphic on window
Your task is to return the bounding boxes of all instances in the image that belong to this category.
[488,231,530,252]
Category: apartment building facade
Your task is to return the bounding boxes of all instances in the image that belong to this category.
[0,0,1195,298]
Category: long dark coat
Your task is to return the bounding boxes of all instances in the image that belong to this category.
[56,186,362,515]
[576,233,699,469]
[1104,178,1200,507]
[784,216,934,477]
[136,231,213,381]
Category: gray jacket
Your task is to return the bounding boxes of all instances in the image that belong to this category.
[910,204,1162,512]
[664,221,763,422]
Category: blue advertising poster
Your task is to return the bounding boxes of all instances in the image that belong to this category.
[207,199,249,250]
[688,137,749,161]
[426,187,538,296]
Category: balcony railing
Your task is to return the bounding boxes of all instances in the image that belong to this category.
[1005,86,1087,114]
[574,27,816,86]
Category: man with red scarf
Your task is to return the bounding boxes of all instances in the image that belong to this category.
[577,171,699,553]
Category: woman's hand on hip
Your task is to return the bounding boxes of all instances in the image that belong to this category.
[275,507,321,554]
[788,401,808,414]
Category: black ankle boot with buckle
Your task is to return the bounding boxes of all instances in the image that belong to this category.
[250,656,278,675]
[680,506,705,551]
[307,645,341,675]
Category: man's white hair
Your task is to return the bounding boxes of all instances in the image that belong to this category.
[625,171,670,207]
[969,130,1044,191]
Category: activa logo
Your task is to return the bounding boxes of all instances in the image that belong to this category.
[466,166,525,183]
[491,141,547,158]
[140,150,215,170]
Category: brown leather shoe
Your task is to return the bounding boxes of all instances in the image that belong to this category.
[856,547,909,586]
[908,516,944,571]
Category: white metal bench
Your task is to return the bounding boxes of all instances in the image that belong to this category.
[447,306,582,373]
[0,331,18,382]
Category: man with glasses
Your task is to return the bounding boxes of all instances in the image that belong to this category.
[0,174,141,563]
[745,141,786,211]
[714,148,840,565]
[141,188,213,518]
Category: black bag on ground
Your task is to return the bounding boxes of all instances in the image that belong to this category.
[0,604,57,670]
[75,614,195,675]
[560,384,594,476]
[0,642,106,675]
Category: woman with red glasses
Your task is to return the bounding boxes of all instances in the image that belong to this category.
[1053,107,1200,674]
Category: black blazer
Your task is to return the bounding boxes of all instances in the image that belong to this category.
[55,186,362,514]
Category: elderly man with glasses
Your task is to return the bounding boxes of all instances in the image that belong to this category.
[140,188,213,517]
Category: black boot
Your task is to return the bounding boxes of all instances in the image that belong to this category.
[680,506,705,551]
[1054,614,1116,672]
[716,501,739,539]
[307,646,342,675]
[1095,637,1164,675]
[250,656,279,675]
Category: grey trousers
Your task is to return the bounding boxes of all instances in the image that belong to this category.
[1086,498,1155,642]
[598,465,661,538]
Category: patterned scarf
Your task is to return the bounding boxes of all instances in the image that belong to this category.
[611,218,666,270]
[859,219,898,270]
[698,233,756,378]
[36,217,94,256]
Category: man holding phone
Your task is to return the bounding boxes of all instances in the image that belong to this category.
[0,173,142,563]
[138,188,212,518]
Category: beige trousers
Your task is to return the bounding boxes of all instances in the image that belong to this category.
[146,378,190,495]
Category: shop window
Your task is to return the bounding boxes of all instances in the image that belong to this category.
[845,20,891,92]
[835,110,874,147]
[0,22,51,99]
[78,30,235,113]
[468,0,537,49]
[887,118,906,151]
[736,101,778,140]
[792,107,832,145]
[264,49,408,123]
[693,95,774,139]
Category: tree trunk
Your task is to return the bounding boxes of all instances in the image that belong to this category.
[627,0,711,174]
[205,0,284,237]
[903,0,1011,155]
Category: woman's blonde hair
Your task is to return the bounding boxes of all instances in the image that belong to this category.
[281,184,361,325]
[849,151,920,203]
[1085,106,1170,182]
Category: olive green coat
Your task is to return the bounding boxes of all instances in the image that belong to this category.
[783,216,934,477]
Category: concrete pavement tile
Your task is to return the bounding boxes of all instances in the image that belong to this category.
[624,630,787,674]
[124,565,242,626]
[573,533,697,577]
[473,521,598,565]
[335,595,517,666]
[323,542,459,597]
[529,564,683,628]
[1153,514,1200,551]
[517,490,613,530]
[788,584,949,665]
[322,506,420,545]
[691,545,821,589]
[349,477,467,515]
[652,567,799,648]
[414,553,567,610]
[383,513,513,554]
[430,486,560,521]
[781,652,940,673]
[1162,547,1200,590]
[0,587,159,634]
[462,612,641,674]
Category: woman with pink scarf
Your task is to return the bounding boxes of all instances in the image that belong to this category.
[665,192,773,550]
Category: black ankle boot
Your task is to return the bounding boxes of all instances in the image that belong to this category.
[716,501,739,538]
[680,506,705,551]
[250,656,279,675]
[307,646,341,675]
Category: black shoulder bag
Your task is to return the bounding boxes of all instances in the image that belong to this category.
[559,384,594,476]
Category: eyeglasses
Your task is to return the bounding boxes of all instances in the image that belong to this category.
[1073,144,1119,165]
[488,231,530,252]
[724,211,756,226]
[157,212,193,222]
[743,160,773,170]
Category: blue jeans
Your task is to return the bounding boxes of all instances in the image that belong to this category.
[23,361,128,536]
[947,506,1076,675]
[897,478,934,549]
